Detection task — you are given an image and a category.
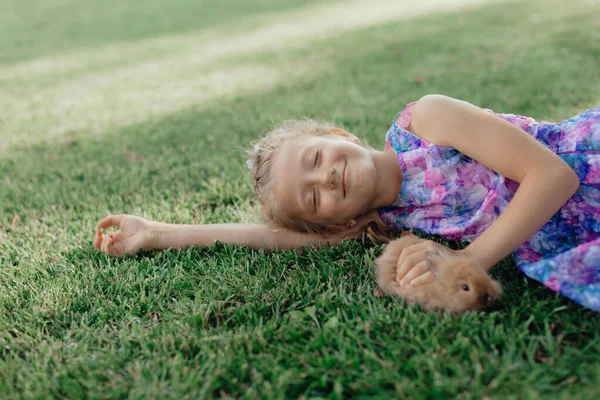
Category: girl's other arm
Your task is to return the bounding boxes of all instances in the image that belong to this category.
[149,221,338,251]
[411,94,580,270]
[94,214,355,257]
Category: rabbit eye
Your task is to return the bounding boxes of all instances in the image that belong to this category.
[461,284,470,292]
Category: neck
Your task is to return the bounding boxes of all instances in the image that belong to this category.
[370,147,403,210]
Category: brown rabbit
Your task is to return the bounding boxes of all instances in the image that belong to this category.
[375,235,503,313]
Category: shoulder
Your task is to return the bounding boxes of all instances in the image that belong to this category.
[410,94,457,141]
[412,93,453,117]
[410,94,498,146]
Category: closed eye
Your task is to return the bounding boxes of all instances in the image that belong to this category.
[314,149,320,167]
[313,188,317,211]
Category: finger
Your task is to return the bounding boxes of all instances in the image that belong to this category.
[101,232,124,257]
[396,248,427,283]
[97,214,126,229]
[402,261,429,285]
[395,241,427,268]
[396,240,441,277]
[409,271,434,287]
[93,229,104,250]
[100,232,111,253]
[103,232,115,252]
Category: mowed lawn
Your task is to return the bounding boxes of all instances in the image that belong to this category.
[1,0,600,398]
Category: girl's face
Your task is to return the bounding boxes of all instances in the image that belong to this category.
[272,132,382,226]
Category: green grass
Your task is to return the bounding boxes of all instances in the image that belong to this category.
[1,0,600,398]
[0,0,325,64]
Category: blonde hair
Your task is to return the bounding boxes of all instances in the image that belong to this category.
[248,119,336,233]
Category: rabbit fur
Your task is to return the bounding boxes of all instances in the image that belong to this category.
[375,235,503,313]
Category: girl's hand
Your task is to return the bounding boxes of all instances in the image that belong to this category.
[395,239,466,287]
[93,214,153,257]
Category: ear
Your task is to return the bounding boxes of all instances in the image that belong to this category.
[330,127,360,144]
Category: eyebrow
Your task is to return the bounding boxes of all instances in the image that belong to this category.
[301,145,312,169]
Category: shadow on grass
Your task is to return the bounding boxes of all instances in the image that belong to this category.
[2,0,600,221]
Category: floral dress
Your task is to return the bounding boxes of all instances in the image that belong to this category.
[377,101,600,311]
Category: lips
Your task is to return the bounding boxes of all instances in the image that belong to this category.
[342,159,348,198]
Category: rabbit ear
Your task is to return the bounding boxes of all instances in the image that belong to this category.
[490,279,504,297]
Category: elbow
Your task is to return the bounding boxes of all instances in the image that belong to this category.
[556,164,580,198]
[566,167,580,196]
[528,164,579,202]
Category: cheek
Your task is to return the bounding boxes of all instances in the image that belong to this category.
[463,292,485,308]
[321,195,344,215]
[321,196,354,222]
[353,161,375,189]
[458,289,475,301]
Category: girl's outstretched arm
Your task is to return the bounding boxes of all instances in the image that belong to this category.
[93,214,359,257]
[407,94,579,271]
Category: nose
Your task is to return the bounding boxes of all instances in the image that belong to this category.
[320,168,336,190]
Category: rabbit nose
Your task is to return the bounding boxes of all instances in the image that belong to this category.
[481,294,494,306]
[482,294,502,311]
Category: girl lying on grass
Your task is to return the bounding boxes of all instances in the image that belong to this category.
[94,94,600,312]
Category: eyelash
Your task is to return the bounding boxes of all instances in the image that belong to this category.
[313,149,321,210]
